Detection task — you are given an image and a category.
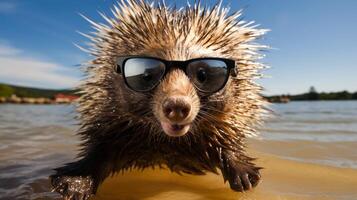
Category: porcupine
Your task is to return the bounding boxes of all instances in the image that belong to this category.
[50,0,268,199]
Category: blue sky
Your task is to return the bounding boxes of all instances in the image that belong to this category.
[0,0,356,95]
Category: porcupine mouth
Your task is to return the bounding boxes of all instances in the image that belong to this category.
[160,121,191,137]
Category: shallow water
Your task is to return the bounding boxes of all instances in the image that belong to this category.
[0,101,357,199]
[262,101,357,142]
[0,105,78,199]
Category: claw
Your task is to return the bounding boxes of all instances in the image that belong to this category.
[242,174,252,190]
[222,158,262,192]
[230,175,244,192]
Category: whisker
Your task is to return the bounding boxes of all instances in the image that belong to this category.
[197,110,220,122]
[200,106,227,115]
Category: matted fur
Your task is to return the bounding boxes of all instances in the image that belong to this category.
[51,0,269,198]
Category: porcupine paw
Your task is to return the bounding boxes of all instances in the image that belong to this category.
[225,163,261,192]
[50,175,94,200]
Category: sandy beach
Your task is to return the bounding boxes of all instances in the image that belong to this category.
[93,139,357,200]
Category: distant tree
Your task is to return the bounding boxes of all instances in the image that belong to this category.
[309,86,317,93]
[319,92,329,100]
[0,83,77,98]
[0,84,14,97]
[336,90,351,100]
[267,89,357,101]
[307,86,319,100]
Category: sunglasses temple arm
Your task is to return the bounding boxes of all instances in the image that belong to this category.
[230,61,238,77]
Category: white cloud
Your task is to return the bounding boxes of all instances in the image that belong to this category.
[0,43,22,56]
[0,43,81,89]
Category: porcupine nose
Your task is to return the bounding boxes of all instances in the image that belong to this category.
[162,96,191,122]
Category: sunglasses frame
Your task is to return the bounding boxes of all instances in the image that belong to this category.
[115,56,237,94]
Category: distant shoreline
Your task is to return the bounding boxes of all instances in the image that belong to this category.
[0,83,78,104]
[1,83,356,104]
[0,95,77,104]
[265,90,357,103]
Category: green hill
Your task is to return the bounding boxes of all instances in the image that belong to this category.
[0,83,76,98]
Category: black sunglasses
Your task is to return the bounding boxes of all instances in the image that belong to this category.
[115,56,237,94]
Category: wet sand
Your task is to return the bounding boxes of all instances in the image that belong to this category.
[93,141,357,200]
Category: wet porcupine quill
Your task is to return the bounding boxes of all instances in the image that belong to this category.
[50,0,269,199]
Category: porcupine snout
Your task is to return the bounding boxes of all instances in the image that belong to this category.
[153,69,200,137]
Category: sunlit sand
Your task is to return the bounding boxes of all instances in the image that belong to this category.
[94,142,357,200]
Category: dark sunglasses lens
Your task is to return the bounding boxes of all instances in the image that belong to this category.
[123,58,165,91]
[187,59,229,93]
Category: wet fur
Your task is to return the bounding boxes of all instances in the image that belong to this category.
[50,0,268,199]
